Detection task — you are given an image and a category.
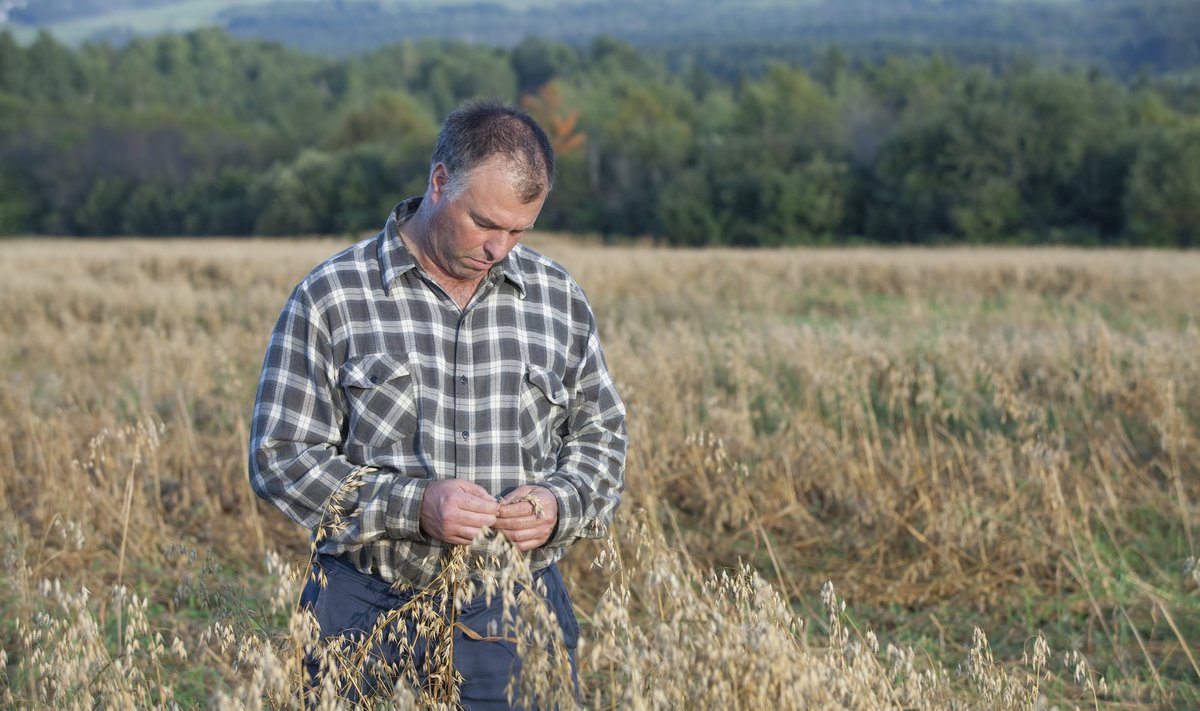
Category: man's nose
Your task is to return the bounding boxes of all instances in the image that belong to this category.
[482,232,510,261]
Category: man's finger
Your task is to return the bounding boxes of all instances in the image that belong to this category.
[447,524,490,543]
[455,479,494,499]
[492,515,534,530]
[455,491,501,514]
[497,523,553,551]
[448,509,498,528]
[496,500,537,518]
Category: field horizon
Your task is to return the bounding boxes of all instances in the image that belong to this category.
[1,237,1197,708]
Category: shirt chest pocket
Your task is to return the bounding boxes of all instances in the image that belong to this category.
[339,353,418,450]
[518,365,569,461]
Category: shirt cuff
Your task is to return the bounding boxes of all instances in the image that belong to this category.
[538,477,585,547]
[385,476,433,542]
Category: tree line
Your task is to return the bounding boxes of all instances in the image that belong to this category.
[1,29,1198,245]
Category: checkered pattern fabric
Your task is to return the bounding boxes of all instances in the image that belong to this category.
[250,198,627,587]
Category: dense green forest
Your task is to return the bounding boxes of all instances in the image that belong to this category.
[2,28,1199,245]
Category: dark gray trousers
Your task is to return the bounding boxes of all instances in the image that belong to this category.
[300,553,579,709]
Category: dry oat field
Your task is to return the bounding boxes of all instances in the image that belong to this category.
[1,237,1198,709]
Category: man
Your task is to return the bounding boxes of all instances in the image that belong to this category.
[248,100,627,707]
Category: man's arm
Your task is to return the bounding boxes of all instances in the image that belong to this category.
[248,285,433,544]
[496,305,627,550]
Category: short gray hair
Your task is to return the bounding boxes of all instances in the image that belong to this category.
[431,99,556,204]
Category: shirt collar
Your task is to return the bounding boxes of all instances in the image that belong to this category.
[497,245,528,298]
[378,196,527,299]
[378,197,421,293]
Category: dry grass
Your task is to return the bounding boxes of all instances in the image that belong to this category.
[1,236,1198,708]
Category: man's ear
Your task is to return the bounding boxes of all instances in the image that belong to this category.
[429,163,451,203]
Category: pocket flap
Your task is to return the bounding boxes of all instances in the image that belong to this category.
[339,353,411,388]
[525,365,568,407]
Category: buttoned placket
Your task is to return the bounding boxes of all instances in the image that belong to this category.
[451,275,499,478]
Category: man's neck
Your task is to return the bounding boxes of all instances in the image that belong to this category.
[399,217,486,310]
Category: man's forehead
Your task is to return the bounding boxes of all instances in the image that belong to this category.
[459,164,545,230]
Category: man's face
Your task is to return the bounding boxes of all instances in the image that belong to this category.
[424,157,545,284]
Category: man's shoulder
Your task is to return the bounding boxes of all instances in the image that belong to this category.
[510,243,581,292]
[294,232,383,300]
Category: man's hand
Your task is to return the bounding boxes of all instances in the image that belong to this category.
[493,485,558,552]
[419,479,501,545]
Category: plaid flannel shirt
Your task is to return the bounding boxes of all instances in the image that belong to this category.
[249,197,627,587]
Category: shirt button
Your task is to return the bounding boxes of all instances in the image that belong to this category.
[459,375,468,384]
[461,431,469,440]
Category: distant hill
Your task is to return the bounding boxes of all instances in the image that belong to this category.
[5,0,1200,76]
